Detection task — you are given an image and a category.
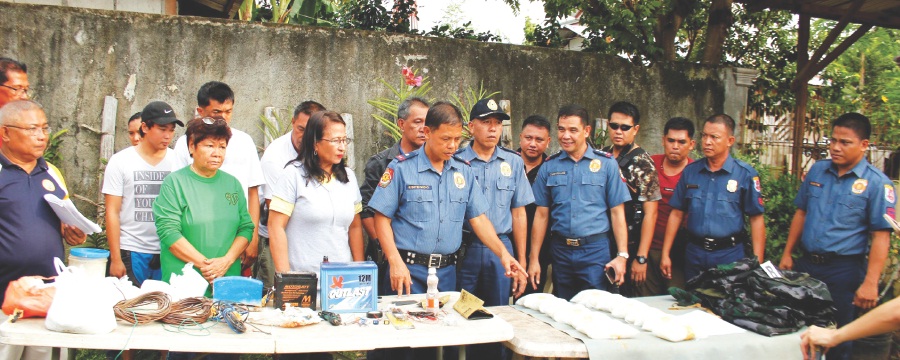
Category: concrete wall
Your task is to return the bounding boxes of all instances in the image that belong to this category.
[0,2,736,218]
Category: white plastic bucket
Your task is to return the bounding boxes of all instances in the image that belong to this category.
[68,248,109,278]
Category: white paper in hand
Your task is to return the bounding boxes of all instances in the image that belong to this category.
[43,194,101,234]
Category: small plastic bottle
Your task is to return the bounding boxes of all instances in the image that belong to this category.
[425,267,439,314]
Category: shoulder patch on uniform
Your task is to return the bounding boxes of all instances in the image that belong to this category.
[396,151,416,162]
[753,176,761,192]
[452,155,471,166]
[498,146,520,156]
[547,151,564,161]
[885,184,895,203]
[378,168,394,188]
[593,149,613,158]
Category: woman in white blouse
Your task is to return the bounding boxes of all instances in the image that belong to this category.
[268,111,364,274]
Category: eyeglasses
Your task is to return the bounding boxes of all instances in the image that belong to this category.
[201,117,227,126]
[608,123,634,131]
[321,137,352,146]
[0,84,32,98]
[3,124,51,137]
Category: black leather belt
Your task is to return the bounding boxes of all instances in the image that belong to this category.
[399,249,459,268]
[688,233,743,251]
[804,252,865,265]
[552,232,604,247]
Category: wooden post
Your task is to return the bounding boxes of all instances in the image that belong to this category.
[343,113,355,171]
[499,100,512,149]
[99,95,118,204]
[791,15,811,177]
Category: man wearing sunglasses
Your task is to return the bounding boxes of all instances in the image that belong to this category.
[600,101,661,297]
[173,82,265,276]
[0,58,30,149]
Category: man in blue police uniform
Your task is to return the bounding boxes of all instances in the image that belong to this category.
[660,114,766,282]
[529,104,631,301]
[360,97,428,295]
[780,113,895,360]
[369,101,525,296]
[456,98,533,306]
[0,100,86,360]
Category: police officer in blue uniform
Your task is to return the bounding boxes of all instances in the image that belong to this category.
[529,104,631,301]
[780,113,895,360]
[660,114,766,282]
[369,102,525,296]
[456,99,533,306]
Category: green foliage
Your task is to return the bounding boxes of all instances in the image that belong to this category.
[816,26,900,146]
[257,108,293,148]
[425,21,503,43]
[367,66,434,141]
[237,0,336,25]
[734,148,800,262]
[43,129,68,166]
[334,0,417,33]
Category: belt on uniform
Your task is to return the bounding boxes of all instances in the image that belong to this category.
[398,249,459,268]
[688,233,744,251]
[803,252,865,265]
[551,232,605,247]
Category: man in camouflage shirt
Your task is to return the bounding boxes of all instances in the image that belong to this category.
[601,101,661,297]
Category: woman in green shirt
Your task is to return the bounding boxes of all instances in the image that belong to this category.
[153,117,254,292]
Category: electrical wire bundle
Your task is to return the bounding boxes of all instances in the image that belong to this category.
[211,301,250,334]
[113,291,171,324]
[159,297,214,325]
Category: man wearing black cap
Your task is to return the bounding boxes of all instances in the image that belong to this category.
[103,101,184,291]
[456,99,532,304]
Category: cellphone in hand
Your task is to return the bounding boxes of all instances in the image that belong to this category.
[605,266,617,285]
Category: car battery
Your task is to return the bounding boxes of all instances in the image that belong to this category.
[274,272,318,310]
[319,261,378,313]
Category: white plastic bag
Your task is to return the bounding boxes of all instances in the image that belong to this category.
[45,258,117,334]
[168,263,208,300]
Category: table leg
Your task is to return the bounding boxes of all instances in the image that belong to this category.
[437,346,443,360]
[458,345,466,360]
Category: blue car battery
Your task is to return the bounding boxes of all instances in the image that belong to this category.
[319,261,378,313]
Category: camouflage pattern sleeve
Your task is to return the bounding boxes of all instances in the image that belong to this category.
[628,152,662,202]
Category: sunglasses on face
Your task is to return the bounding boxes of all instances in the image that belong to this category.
[608,123,634,131]
[201,117,226,126]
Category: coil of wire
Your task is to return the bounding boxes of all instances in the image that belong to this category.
[113,291,172,324]
[160,297,214,325]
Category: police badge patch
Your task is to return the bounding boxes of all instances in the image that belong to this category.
[42,179,56,192]
[852,179,868,194]
[726,179,738,193]
[454,172,466,189]
[886,184,896,203]
[500,162,512,177]
[378,168,394,188]
[589,159,602,173]
[487,99,498,110]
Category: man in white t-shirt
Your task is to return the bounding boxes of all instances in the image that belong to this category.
[173,82,265,274]
[257,100,324,290]
[103,101,183,286]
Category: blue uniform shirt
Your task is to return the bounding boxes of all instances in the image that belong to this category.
[456,145,534,236]
[532,147,630,238]
[795,158,895,255]
[0,155,69,305]
[670,155,765,238]
[369,146,490,255]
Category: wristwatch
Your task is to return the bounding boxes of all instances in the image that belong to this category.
[617,252,629,259]
[636,256,647,264]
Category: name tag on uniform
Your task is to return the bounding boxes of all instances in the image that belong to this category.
[810,182,822,187]
[549,171,567,176]
[686,184,699,189]
[407,185,431,190]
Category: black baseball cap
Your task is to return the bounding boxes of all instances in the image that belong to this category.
[140,101,184,127]
[469,99,510,121]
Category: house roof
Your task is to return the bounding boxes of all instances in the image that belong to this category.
[735,0,900,29]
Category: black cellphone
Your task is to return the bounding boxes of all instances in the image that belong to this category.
[605,267,617,284]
